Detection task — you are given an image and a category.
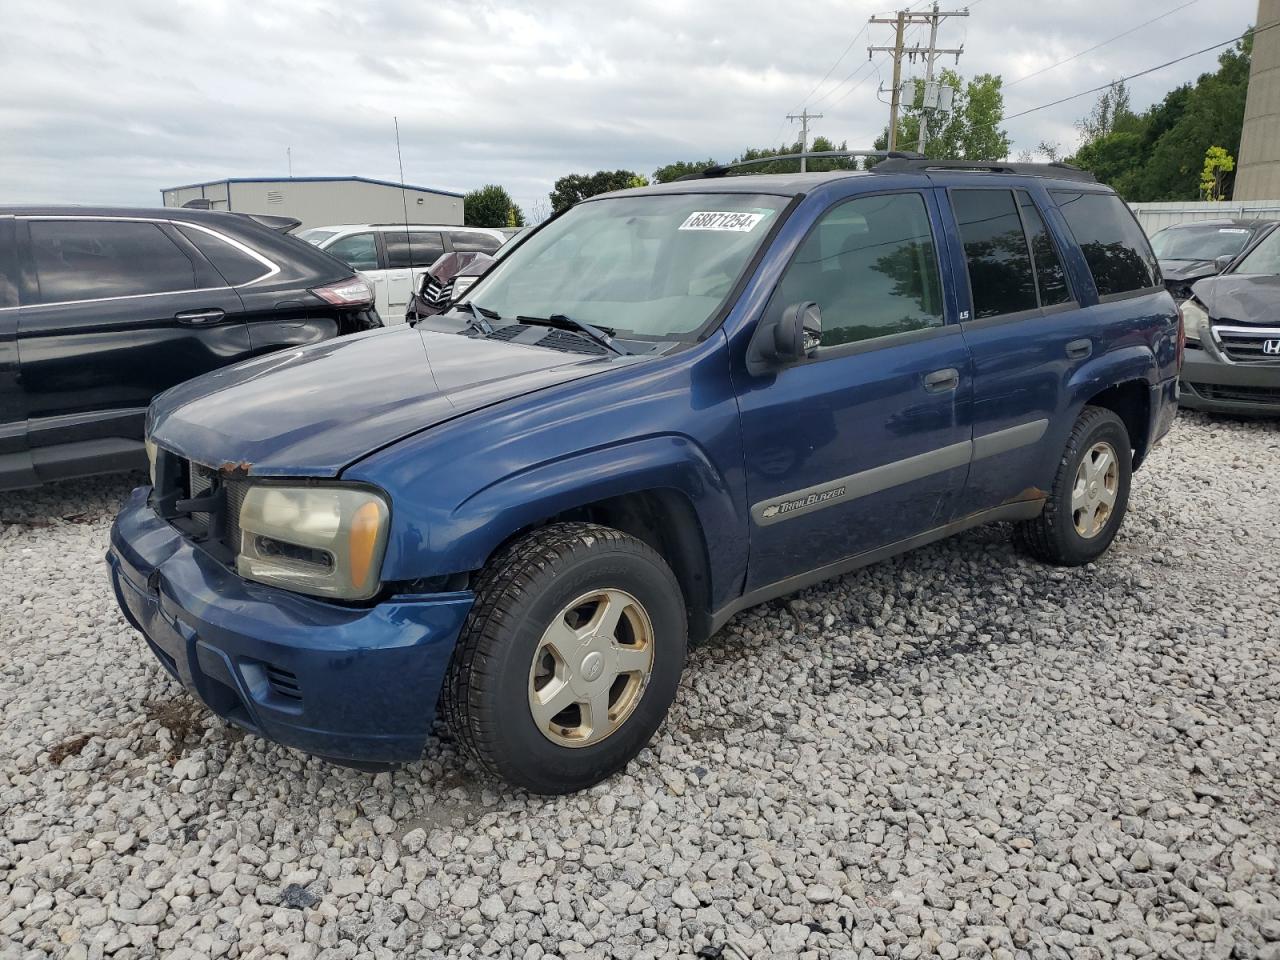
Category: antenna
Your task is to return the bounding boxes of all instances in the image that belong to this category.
[287,146,292,178]
[394,117,419,321]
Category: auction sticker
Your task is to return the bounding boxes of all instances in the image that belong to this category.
[679,211,765,232]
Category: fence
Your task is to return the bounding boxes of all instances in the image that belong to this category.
[1128,200,1280,233]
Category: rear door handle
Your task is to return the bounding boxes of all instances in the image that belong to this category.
[175,309,226,325]
[923,367,960,392]
[1066,338,1093,360]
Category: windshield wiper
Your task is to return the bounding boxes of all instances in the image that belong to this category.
[442,301,499,336]
[516,314,632,356]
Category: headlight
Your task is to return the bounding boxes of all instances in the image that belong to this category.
[145,438,159,487]
[236,485,390,600]
[1180,299,1208,342]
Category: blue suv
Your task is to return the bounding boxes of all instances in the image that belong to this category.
[108,155,1181,793]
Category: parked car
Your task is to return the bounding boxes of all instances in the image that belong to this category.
[1149,218,1275,300]
[295,224,506,321]
[0,206,381,491]
[1179,226,1280,415]
[109,157,1180,793]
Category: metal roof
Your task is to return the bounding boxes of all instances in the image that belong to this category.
[159,176,464,199]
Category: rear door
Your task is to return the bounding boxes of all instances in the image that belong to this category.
[382,230,446,321]
[16,217,248,460]
[942,186,1095,516]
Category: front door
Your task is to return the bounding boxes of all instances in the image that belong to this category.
[16,216,248,455]
[734,189,973,591]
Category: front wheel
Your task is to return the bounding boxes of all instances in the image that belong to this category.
[442,523,687,794]
[1015,405,1132,566]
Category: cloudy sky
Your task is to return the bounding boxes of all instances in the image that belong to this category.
[0,0,1260,218]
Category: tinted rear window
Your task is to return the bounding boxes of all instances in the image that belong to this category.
[1052,191,1158,297]
[450,231,502,253]
[177,225,269,285]
[385,230,445,268]
[1018,192,1071,306]
[951,189,1037,319]
[28,219,196,304]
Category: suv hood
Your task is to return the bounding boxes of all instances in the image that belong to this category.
[1191,273,1280,323]
[149,326,616,476]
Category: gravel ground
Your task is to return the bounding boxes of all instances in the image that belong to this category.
[1,411,1278,960]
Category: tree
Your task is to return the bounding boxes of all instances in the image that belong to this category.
[874,70,1011,161]
[549,170,649,212]
[1201,145,1235,200]
[1069,34,1252,200]
[464,185,524,228]
[653,159,718,183]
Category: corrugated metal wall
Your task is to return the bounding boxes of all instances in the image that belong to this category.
[1128,200,1280,233]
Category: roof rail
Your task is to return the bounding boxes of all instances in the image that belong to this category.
[676,150,925,181]
[871,158,1097,182]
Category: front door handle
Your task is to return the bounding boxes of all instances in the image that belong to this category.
[1066,338,1093,360]
[175,309,226,325]
[923,367,960,392]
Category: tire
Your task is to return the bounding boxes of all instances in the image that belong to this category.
[1015,405,1133,566]
[442,522,687,794]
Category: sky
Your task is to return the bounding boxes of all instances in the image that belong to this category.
[0,0,1261,219]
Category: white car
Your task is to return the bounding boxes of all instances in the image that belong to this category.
[296,224,507,321]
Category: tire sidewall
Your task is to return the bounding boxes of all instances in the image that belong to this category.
[1054,412,1132,563]
[482,545,686,792]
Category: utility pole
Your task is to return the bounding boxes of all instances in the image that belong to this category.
[786,108,823,172]
[870,5,966,154]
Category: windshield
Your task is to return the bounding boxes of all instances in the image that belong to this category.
[464,193,789,339]
[1150,224,1253,261]
[1233,227,1280,274]
[296,228,337,246]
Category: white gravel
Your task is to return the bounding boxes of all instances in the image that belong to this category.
[1,411,1278,960]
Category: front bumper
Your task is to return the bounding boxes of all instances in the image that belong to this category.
[1179,347,1280,416]
[107,486,473,766]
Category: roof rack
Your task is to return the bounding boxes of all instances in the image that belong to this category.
[676,150,925,180]
[870,158,1097,182]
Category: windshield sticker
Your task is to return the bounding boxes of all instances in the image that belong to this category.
[1218,228,1251,234]
[679,211,766,232]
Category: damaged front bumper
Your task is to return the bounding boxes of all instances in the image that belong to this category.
[107,486,473,767]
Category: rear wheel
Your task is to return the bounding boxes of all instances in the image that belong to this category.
[1015,405,1132,566]
[442,522,686,793]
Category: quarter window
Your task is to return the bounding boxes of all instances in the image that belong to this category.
[951,189,1037,319]
[385,231,445,268]
[769,192,944,348]
[1018,193,1071,306]
[177,225,269,286]
[1052,191,1158,297]
[28,220,197,304]
[324,232,380,272]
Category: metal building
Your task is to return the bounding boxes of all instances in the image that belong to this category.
[160,176,464,229]
[1234,0,1280,199]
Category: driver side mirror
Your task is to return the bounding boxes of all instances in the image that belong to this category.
[747,301,823,375]
[1213,254,1234,273]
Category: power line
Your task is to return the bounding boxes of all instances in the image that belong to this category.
[1004,22,1268,123]
[1007,0,1202,87]
[797,25,870,111]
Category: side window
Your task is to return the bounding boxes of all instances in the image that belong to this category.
[1051,190,1158,297]
[770,192,944,348]
[176,225,269,286]
[385,231,445,268]
[324,232,380,272]
[950,189,1037,319]
[450,231,502,254]
[1017,192,1071,306]
[28,220,196,304]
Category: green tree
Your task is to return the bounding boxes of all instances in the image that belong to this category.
[549,170,649,212]
[652,159,719,183]
[1200,145,1235,200]
[875,70,1011,160]
[1070,34,1252,200]
[464,184,524,228]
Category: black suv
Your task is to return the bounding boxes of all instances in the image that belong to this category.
[0,207,382,490]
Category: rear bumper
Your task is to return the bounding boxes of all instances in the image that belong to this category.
[107,486,473,766]
[1179,348,1280,416]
